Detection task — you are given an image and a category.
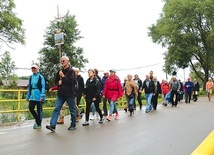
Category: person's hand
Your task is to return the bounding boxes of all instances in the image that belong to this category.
[58,80,62,85]
[102,95,105,98]
[40,98,43,102]
[59,70,65,78]
[26,99,29,102]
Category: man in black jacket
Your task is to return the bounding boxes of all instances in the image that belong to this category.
[46,56,77,132]
[142,75,155,113]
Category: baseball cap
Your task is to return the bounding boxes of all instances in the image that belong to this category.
[31,64,38,69]
[109,69,116,73]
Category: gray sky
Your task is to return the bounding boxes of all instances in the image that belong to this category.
[1,0,189,81]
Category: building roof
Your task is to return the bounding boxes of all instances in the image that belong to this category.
[1,80,29,87]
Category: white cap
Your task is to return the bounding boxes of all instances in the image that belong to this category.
[31,64,39,69]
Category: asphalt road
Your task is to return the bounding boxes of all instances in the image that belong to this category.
[0,97,214,155]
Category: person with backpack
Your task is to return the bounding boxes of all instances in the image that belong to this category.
[26,64,46,129]
[46,56,77,132]
[169,76,181,107]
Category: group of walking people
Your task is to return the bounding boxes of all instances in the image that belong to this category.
[26,56,212,132]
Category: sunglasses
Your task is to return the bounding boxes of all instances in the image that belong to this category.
[31,67,36,69]
[61,60,66,63]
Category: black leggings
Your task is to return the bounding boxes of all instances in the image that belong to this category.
[29,100,43,126]
[85,99,103,121]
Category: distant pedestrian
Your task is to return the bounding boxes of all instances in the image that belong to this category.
[102,69,123,121]
[178,79,184,102]
[142,74,155,113]
[26,64,46,129]
[169,76,180,107]
[133,74,143,110]
[206,78,213,101]
[193,78,199,102]
[184,78,193,103]
[101,71,109,116]
[46,56,76,132]
[161,79,170,104]
[151,76,161,110]
[125,74,138,116]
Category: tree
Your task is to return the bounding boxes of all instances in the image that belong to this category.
[148,0,214,89]
[0,0,25,49]
[0,51,16,82]
[38,11,88,85]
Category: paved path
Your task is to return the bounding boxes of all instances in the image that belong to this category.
[0,97,214,155]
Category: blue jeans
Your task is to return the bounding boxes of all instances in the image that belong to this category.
[91,102,96,115]
[128,97,135,110]
[109,100,117,114]
[50,95,76,127]
[145,93,153,111]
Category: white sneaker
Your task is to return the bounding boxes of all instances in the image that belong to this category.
[90,115,95,120]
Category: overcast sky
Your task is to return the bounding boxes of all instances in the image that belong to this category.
[1,0,189,81]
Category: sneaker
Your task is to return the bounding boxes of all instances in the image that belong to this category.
[115,113,119,120]
[82,121,89,126]
[90,115,95,120]
[68,125,76,130]
[99,118,103,124]
[33,124,42,129]
[46,125,55,132]
[106,115,112,121]
[124,108,127,112]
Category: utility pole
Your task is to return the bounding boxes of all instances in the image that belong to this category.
[53,5,64,63]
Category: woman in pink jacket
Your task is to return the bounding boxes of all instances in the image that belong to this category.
[102,69,123,121]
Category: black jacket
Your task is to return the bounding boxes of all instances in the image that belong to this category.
[193,82,199,91]
[55,67,76,97]
[84,77,101,102]
[142,79,155,94]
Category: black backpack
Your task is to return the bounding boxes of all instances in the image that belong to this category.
[29,75,49,92]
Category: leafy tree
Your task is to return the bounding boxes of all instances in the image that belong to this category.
[0,0,25,49]
[148,0,214,89]
[38,11,88,86]
[0,51,18,87]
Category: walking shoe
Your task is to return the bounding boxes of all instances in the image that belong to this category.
[129,109,134,117]
[76,116,81,122]
[57,118,64,124]
[106,115,112,121]
[68,125,76,130]
[124,108,127,112]
[33,124,42,129]
[82,121,89,126]
[139,105,142,110]
[115,113,119,120]
[90,115,95,120]
[46,125,55,132]
[99,118,104,124]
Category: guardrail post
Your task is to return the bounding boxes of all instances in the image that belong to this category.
[17,90,21,122]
